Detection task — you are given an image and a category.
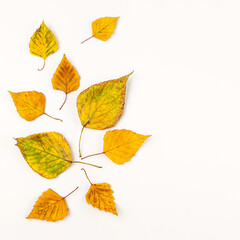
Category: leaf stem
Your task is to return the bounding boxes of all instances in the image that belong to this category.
[64,186,79,199]
[81,35,93,44]
[59,93,67,110]
[71,160,102,168]
[81,168,92,185]
[81,152,104,160]
[38,59,46,71]
[79,126,85,157]
[44,112,63,122]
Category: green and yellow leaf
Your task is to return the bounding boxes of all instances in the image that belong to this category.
[77,72,133,130]
[52,54,80,109]
[82,17,119,43]
[29,20,58,70]
[27,189,69,222]
[103,129,151,164]
[15,132,72,179]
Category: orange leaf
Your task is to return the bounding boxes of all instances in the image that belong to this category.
[52,54,80,110]
[27,187,78,222]
[27,189,69,222]
[82,169,118,215]
[103,129,151,164]
[9,91,62,122]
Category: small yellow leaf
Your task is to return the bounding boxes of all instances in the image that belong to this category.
[9,91,62,122]
[9,91,45,121]
[29,20,58,70]
[86,183,118,215]
[82,17,119,43]
[16,132,72,179]
[52,54,80,110]
[77,72,132,130]
[103,129,151,164]
[27,189,68,222]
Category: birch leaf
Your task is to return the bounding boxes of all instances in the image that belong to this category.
[9,91,62,122]
[82,169,118,215]
[29,20,58,71]
[27,187,78,222]
[81,17,119,43]
[77,72,132,130]
[103,129,151,164]
[15,132,72,179]
[52,54,80,110]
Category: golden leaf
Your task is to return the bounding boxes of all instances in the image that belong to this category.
[81,17,119,43]
[9,91,62,122]
[103,129,151,164]
[52,54,80,110]
[27,187,79,222]
[29,20,58,71]
[15,132,72,179]
[77,72,132,130]
[82,169,118,215]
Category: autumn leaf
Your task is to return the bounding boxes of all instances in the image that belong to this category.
[77,72,133,156]
[103,129,151,164]
[29,20,58,71]
[15,132,101,178]
[82,169,118,215]
[27,187,78,222]
[9,91,62,122]
[81,17,119,44]
[52,54,80,110]
[15,132,72,179]
[81,129,151,164]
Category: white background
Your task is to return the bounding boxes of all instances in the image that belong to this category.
[1,0,240,239]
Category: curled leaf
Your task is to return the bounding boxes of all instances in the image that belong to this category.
[9,91,62,122]
[82,169,118,215]
[77,72,132,130]
[103,129,151,164]
[82,17,119,43]
[15,132,72,179]
[29,20,58,70]
[52,54,80,110]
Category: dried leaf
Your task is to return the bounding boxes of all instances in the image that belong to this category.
[77,72,132,130]
[103,129,151,164]
[52,54,80,110]
[27,188,69,222]
[9,91,62,122]
[15,132,72,179]
[29,20,58,70]
[81,17,119,43]
[82,169,117,215]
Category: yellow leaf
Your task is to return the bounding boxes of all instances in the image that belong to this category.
[52,54,80,110]
[77,72,132,130]
[29,20,58,70]
[27,188,79,222]
[103,129,151,164]
[16,132,72,179]
[9,91,62,122]
[82,169,118,215]
[81,17,119,43]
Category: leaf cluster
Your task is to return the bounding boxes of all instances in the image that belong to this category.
[9,18,151,221]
